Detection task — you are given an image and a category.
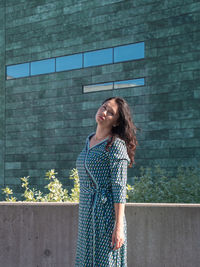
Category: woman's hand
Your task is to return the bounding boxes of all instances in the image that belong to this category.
[111,223,124,250]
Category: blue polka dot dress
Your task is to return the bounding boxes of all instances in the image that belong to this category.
[75,132,130,267]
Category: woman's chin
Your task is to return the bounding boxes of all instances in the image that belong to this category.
[96,117,103,124]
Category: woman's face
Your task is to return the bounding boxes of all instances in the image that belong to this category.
[95,99,119,129]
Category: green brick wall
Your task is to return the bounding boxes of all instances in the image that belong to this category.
[1,0,200,199]
[0,0,5,187]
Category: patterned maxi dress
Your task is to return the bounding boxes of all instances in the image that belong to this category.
[75,132,130,267]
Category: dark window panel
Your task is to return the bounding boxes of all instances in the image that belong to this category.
[114,42,145,63]
[31,58,55,76]
[84,48,113,67]
[56,53,82,72]
[6,63,29,79]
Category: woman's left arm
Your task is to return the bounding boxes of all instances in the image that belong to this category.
[114,203,125,225]
[109,140,130,250]
[112,203,125,250]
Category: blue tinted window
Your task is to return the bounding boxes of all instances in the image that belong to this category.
[84,48,113,67]
[114,42,144,63]
[83,82,113,93]
[56,53,82,72]
[6,42,145,80]
[114,78,144,89]
[31,58,55,75]
[6,63,29,79]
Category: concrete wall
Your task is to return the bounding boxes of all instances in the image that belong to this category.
[0,203,199,267]
[1,0,200,197]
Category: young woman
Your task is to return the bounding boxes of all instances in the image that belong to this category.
[75,97,137,266]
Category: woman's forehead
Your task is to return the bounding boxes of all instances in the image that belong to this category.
[104,99,117,107]
[104,99,118,112]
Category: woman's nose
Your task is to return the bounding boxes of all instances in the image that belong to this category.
[102,110,107,116]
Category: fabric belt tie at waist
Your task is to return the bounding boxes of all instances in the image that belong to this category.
[80,186,112,204]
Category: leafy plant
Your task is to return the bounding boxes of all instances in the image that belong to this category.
[2,168,132,203]
[2,187,17,202]
[127,165,200,203]
[68,168,80,202]
[3,165,199,203]
[2,169,79,202]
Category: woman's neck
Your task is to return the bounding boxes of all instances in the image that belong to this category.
[95,125,112,140]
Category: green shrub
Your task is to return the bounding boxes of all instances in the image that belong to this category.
[2,168,79,202]
[2,165,199,203]
[127,165,200,203]
[1,168,131,202]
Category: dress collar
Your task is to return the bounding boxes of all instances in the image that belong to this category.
[86,132,111,151]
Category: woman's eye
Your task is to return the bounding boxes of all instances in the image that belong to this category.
[101,105,113,115]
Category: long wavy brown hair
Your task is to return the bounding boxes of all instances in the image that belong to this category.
[102,97,138,167]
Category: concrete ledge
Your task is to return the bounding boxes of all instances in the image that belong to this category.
[0,202,199,267]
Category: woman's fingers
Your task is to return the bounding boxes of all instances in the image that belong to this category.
[112,231,115,247]
[111,227,124,250]
[113,239,124,250]
[113,237,124,250]
[113,240,120,250]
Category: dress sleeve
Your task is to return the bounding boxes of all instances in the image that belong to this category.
[109,138,130,203]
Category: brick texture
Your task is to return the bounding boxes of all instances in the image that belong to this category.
[0,2,5,186]
[1,0,200,199]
